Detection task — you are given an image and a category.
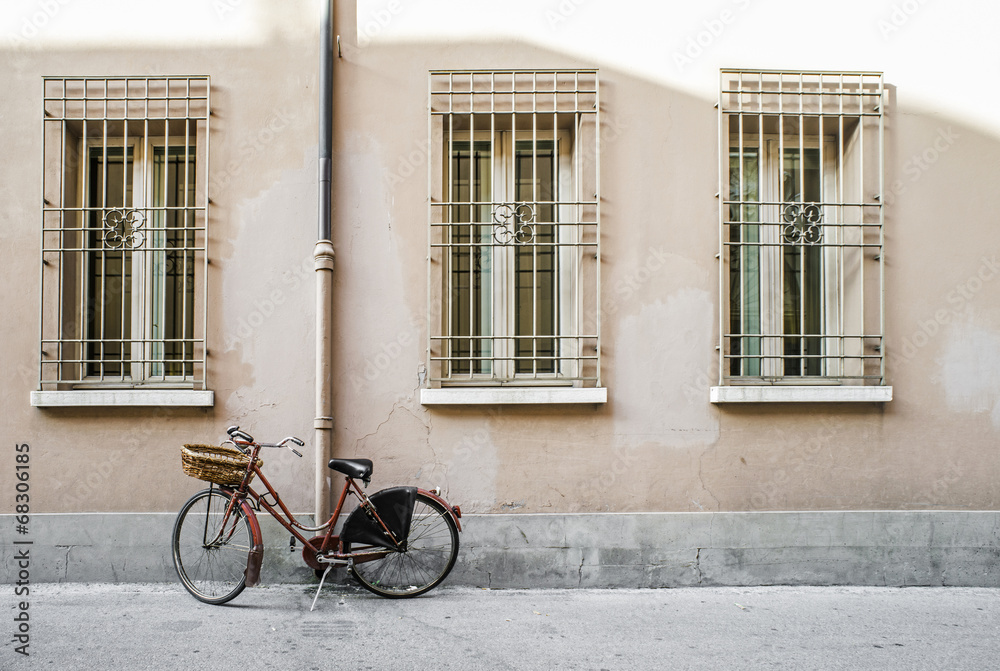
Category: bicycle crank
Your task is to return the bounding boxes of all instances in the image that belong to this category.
[302,536,348,571]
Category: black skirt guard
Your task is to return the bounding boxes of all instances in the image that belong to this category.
[341,486,417,551]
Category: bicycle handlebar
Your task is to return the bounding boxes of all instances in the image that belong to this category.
[226,426,304,457]
[271,437,304,457]
[227,425,255,443]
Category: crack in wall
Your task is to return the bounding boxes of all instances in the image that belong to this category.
[698,448,721,510]
[405,380,444,480]
[55,545,73,582]
[351,397,446,487]
[354,402,430,449]
[354,403,403,450]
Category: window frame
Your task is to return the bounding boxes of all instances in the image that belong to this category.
[714,69,891,403]
[423,69,604,404]
[33,76,212,408]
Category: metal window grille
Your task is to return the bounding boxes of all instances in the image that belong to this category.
[427,70,600,386]
[39,76,210,390]
[718,69,885,385]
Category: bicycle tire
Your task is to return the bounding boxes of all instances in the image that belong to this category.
[172,488,253,605]
[346,492,459,598]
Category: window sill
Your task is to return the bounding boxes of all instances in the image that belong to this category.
[710,385,892,403]
[420,387,607,405]
[31,390,215,408]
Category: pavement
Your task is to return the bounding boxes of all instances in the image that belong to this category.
[3,582,999,670]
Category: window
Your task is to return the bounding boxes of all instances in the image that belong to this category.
[716,70,889,401]
[36,77,210,405]
[424,71,603,402]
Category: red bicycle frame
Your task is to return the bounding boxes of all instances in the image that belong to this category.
[217,438,461,580]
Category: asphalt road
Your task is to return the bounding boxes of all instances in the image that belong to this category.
[4,583,999,670]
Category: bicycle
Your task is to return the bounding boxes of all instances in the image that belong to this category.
[172,426,462,606]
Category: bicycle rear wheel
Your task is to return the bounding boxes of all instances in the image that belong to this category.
[346,492,459,598]
[172,488,252,605]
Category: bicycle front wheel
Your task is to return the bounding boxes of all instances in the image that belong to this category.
[172,488,253,605]
[346,492,459,598]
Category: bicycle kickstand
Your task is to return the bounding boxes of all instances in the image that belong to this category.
[310,564,333,612]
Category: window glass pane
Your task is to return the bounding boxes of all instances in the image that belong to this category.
[729,148,760,377]
[514,140,556,374]
[151,146,196,377]
[782,148,822,376]
[448,141,492,375]
[86,146,134,377]
[782,147,821,204]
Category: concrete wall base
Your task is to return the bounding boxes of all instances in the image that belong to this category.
[3,511,999,587]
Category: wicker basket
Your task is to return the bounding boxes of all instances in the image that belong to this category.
[181,444,261,486]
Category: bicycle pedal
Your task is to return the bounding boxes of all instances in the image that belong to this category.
[290,535,296,552]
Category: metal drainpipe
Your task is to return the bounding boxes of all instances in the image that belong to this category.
[314,0,335,525]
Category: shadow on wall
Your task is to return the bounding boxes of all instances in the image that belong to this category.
[328,35,1000,514]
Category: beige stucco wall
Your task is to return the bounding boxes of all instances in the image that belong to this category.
[1,2,323,513]
[2,0,999,518]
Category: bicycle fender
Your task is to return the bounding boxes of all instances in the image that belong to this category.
[220,487,264,587]
[245,542,264,588]
[418,488,462,532]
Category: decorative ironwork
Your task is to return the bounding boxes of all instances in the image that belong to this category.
[102,208,146,249]
[781,203,823,244]
[492,203,535,245]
